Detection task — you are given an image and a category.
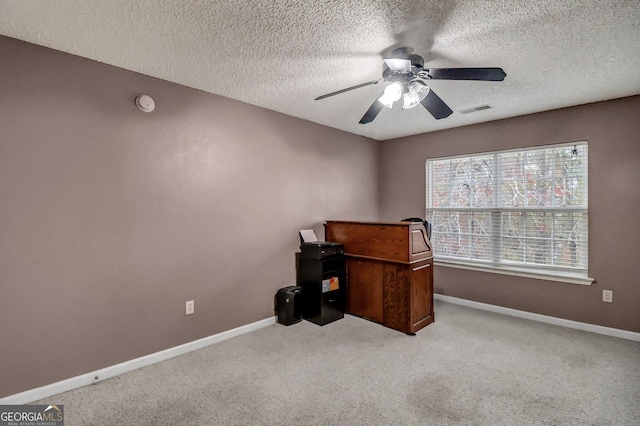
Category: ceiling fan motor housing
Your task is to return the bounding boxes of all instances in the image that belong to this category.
[383,51,425,80]
[409,54,424,68]
[383,67,414,82]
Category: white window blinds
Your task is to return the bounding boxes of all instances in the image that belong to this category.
[426,142,588,277]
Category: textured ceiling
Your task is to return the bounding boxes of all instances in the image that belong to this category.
[1,1,639,140]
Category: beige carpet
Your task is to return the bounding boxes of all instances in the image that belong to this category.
[35,301,640,425]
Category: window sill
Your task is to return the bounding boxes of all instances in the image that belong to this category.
[435,259,594,286]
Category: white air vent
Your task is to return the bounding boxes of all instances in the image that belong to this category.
[460,105,492,114]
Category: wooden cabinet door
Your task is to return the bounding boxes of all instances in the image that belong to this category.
[411,260,433,331]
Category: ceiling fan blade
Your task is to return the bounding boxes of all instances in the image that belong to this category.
[315,79,382,100]
[359,92,386,124]
[426,68,506,81]
[383,58,412,73]
[420,89,453,120]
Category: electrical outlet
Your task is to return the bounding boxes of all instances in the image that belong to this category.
[602,290,613,303]
[186,300,195,315]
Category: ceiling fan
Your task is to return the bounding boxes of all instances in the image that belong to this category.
[315,47,506,124]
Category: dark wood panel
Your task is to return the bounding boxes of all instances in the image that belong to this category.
[382,263,411,332]
[326,221,411,263]
[346,258,383,323]
[326,221,433,264]
[410,227,432,262]
[411,260,433,332]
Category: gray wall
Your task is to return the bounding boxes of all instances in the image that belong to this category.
[380,95,640,333]
[2,33,638,399]
[0,36,379,397]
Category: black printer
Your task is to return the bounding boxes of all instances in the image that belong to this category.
[300,241,344,260]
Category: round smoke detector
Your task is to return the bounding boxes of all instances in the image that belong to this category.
[135,95,155,113]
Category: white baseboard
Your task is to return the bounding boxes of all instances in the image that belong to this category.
[0,316,276,405]
[434,294,640,342]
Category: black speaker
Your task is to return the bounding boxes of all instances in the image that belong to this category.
[275,286,302,326]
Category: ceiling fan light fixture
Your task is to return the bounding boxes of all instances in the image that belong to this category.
[378,81,403,108]
[402,80,430,109]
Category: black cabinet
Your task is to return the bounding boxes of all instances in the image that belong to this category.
[297,255,346,326]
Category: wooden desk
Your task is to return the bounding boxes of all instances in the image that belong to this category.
[325,220,434,334]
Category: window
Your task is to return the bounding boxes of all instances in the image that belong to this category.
[426,142,590,284]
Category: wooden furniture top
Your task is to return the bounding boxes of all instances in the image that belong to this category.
[325,220,433,264]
